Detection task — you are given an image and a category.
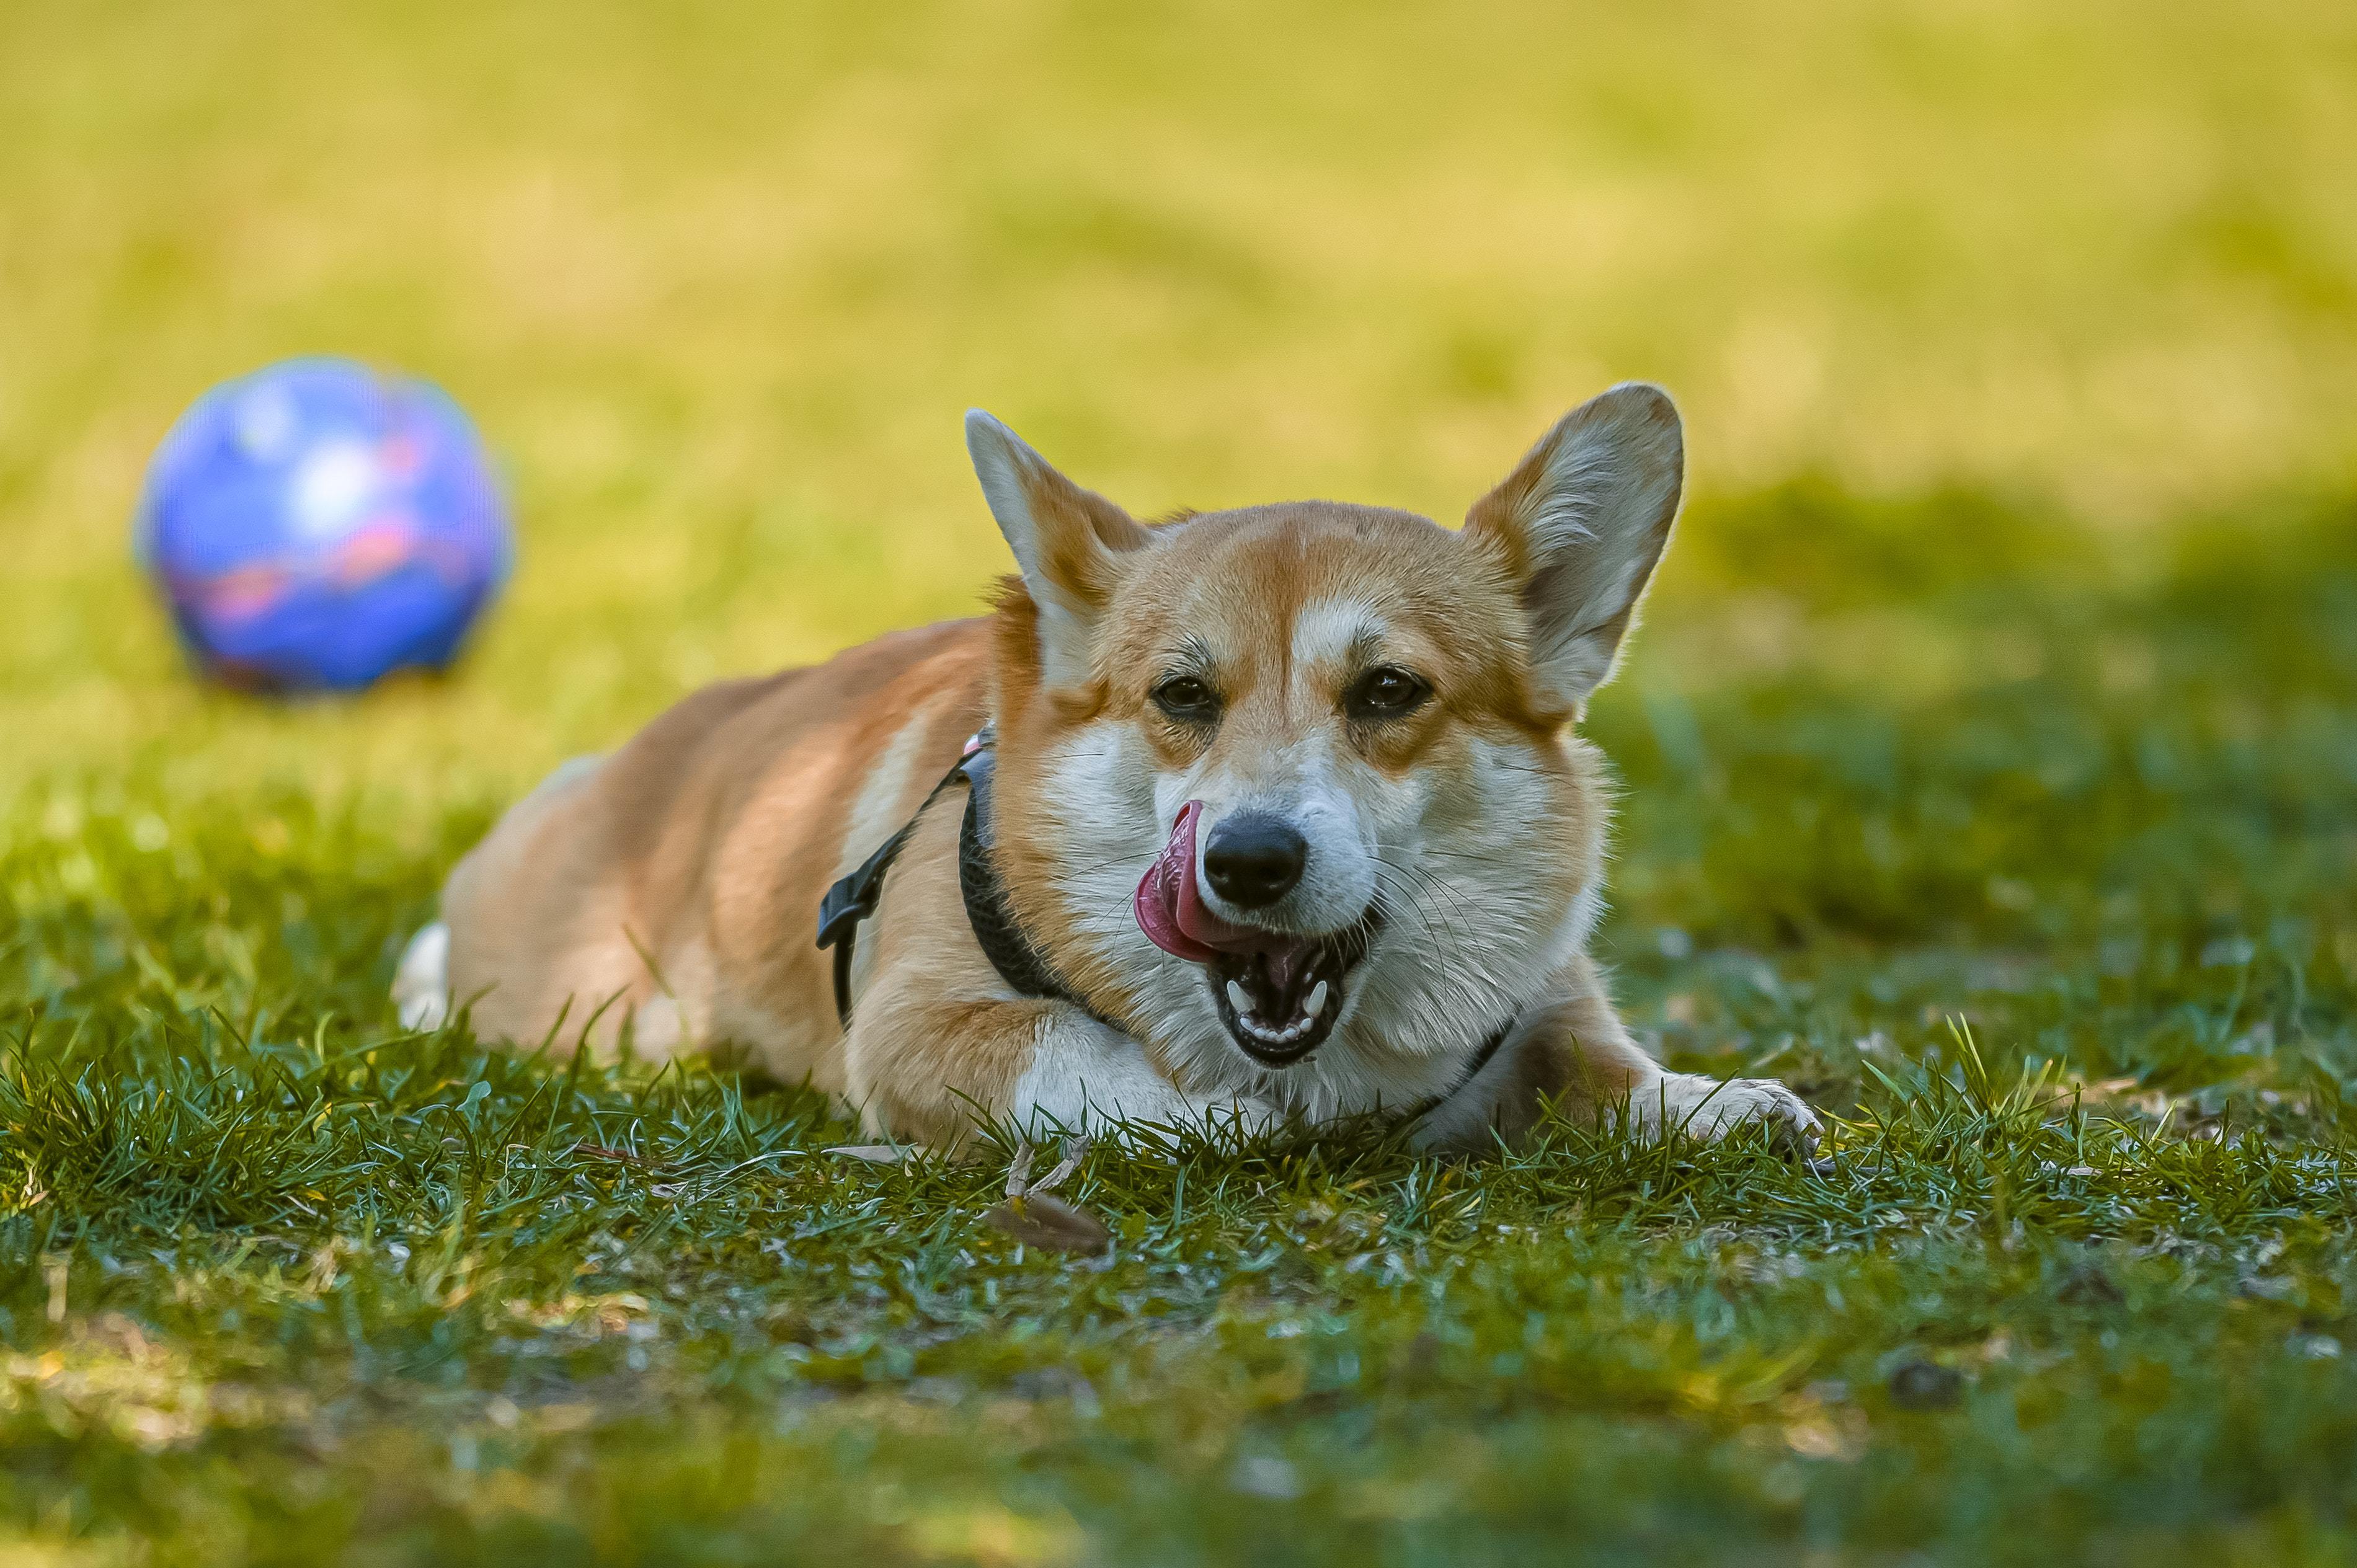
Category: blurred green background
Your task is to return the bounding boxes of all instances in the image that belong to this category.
[4,0,2353,798]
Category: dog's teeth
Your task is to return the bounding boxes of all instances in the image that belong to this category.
[1304,980,1329,1019]
[1227,980,1253,1017]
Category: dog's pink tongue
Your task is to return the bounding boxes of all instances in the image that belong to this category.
[1135,801,1263,963]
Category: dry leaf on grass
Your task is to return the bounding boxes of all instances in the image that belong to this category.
[985,1194,1112,1254]
[985,1137,1110,1252]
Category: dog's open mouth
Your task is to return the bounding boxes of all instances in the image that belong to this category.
[1204,921,1375,1063]
[1134,801,1379,1066]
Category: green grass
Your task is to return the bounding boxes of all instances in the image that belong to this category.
[7,497,2356,1564]
[6,1,2357,1562]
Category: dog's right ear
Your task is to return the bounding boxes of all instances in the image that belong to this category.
[965,410,1150,691]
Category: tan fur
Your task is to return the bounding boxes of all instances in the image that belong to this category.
[442,622,987,1082]
[424,388,1816,1154]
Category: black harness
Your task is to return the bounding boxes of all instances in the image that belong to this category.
[819,729,1099,1027]
[815,729,1516,1119]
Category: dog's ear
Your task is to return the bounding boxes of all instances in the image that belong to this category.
[1463,383,1684,712]
[965,410,1150,689]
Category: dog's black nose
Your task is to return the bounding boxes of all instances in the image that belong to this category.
[1204,812,1307,908]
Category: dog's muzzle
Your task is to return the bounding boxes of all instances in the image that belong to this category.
[1135,801,1378,1065]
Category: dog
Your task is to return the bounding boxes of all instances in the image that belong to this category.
[392,384,1817,1154]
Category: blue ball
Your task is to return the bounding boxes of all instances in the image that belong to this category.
[139,358,512,693]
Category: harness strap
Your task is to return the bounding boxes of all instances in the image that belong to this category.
[816,737,982,1025]
[1406,1012,1517,1123]
[819,729,1098,1027]
[952,746,1106,1019]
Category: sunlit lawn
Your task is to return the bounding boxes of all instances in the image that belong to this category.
[4,1,2357,1562]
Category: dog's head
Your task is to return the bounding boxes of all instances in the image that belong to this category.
[972,387,1682,1113]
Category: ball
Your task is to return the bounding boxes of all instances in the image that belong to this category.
[138,357,512,693]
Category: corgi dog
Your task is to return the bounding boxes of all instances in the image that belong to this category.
[393,384,1817,1154]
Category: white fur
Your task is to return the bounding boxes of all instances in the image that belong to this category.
[1554,884,1607,963]
[393,920,450,1030]
[1289,596,1383,670]
[628,993,688,1057]
[1627,1070,1821,1143]
[1339,733,1581,1073]
[1008,1010,1281,1146]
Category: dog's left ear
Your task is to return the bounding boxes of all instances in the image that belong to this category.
[965,410,1150,691]
[1463,383,1684,712]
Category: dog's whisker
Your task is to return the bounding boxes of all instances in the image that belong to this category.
[1374,848,1479,918]
[1372,854,1485,951]
[1364,864,1511,1031]
[1366,865,1456,953]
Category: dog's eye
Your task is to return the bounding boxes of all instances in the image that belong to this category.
[1346,665,1431,720]
[1152,675,1220,722]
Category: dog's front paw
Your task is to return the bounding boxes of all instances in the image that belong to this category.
[1024,1086,1284,1155]
[1634,1071,1819,1149]
[1092,1093,1286,1154]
